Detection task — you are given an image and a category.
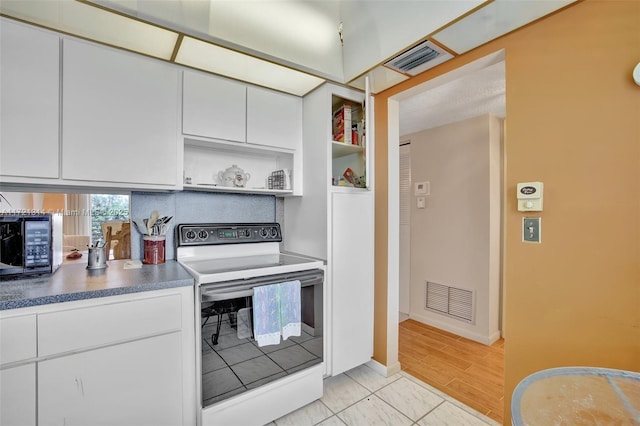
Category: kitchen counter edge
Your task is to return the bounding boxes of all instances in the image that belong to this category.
[0,260,194,311]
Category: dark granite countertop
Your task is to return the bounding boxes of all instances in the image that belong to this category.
[0,260,195,310]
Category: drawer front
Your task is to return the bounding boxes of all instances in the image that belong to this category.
[38,294,182,357]
[0,314,37,365]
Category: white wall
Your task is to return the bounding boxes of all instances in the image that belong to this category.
[404,114,502,344]
[0,192,33,211]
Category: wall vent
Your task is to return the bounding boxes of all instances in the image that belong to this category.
[384,40,448,76]
[425,281,474,323]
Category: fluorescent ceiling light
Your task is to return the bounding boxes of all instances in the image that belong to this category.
[433,0,577,54]
[0,0,178,60]
[175,36,325,96]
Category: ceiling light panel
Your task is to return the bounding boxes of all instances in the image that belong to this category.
[88,0,344,82]
[0,1,178,60]
[175,36,325,96]
[433,0,577,54]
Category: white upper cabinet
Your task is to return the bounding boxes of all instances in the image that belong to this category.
[247,86,301,151]
[0,19,60,179]
[182,70,247,142]
[62,38,180,188]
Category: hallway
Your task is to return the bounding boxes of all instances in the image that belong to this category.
[399,319,505,424]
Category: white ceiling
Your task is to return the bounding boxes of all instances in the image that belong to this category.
[1,0,574,104]
[397,50,505,136]
[399,61,506,136]
[0,0,576,95]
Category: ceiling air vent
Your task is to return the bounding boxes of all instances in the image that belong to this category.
[384,40,451,76]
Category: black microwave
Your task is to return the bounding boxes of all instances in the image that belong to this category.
[0,213,63,280]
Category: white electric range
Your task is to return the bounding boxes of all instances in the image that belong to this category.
[176,223,325,426]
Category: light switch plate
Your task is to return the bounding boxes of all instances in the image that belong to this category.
[523,217,541,243]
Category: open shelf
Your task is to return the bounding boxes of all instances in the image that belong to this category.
[183,183,293,197]
[332,141,364,158]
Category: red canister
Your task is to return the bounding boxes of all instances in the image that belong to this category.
[143,235,165,265]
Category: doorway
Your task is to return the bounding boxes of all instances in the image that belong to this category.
[389,51,506,423]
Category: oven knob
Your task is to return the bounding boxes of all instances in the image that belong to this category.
[269,227,278,238]
[185,230,196,240]
[259,228,268,238]
[198,230,209,240]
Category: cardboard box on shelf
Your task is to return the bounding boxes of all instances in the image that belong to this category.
[333,104,351,144]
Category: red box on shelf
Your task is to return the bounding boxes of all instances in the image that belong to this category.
[333,104,352,144]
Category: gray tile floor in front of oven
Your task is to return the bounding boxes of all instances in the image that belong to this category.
[202,314,322,406]
[266,364,501,426]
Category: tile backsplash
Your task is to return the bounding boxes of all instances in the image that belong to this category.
[131,191,277,260]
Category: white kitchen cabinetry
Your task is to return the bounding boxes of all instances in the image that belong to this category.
[181,75,303,196]
[247,86,302,151]
[284,83,374,376]
[183,70,246,142]
[183,138,297,196]
[0,314,37,426]
[0,287,195,426]
[330,191,374,374]
[0,18,60,180]
[62,38,180,189]
[1,364,36,426]
[39,333,182,426]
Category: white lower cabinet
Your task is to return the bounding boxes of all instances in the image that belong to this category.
[0,314,37,426]
[330,191,375,375]
[0,364,36,426]
[38,333,183,426]
[0,287,195,426]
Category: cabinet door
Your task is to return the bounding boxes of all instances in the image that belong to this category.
[247,86,301,150]
[330,191,374,375]
[39,332,183,426]
[0,364,36,426]
[183,71,246,142]
[62,38,179,187]
[0,18,59,179]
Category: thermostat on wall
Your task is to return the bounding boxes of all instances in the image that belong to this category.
[415,181,430,195]
[517,182,543,211]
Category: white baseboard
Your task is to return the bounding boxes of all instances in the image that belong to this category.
[410,313,501,345]
[367,359,402,377]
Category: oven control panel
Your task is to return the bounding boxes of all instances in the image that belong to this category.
[176,223,282,246]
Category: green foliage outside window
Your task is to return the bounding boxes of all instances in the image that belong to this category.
[91,194,129,241]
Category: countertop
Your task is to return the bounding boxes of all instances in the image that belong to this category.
[0,259,194,310]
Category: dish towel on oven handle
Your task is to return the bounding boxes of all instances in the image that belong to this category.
[252,280,302,347]
[279,280,301,341]
[252,283,281,347]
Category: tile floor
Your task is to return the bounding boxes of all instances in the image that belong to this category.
[268,363,500,426]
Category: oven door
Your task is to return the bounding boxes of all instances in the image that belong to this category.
[199,269,323,408]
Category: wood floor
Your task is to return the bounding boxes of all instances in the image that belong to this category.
[399,319,505,424]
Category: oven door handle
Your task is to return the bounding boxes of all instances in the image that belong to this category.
[201,269,324,302]
[204,288,254,300]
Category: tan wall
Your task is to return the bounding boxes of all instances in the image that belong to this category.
[405,115,502,344]
[373,0,640,423]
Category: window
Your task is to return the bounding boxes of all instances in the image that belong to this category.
[90,194,130,241]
